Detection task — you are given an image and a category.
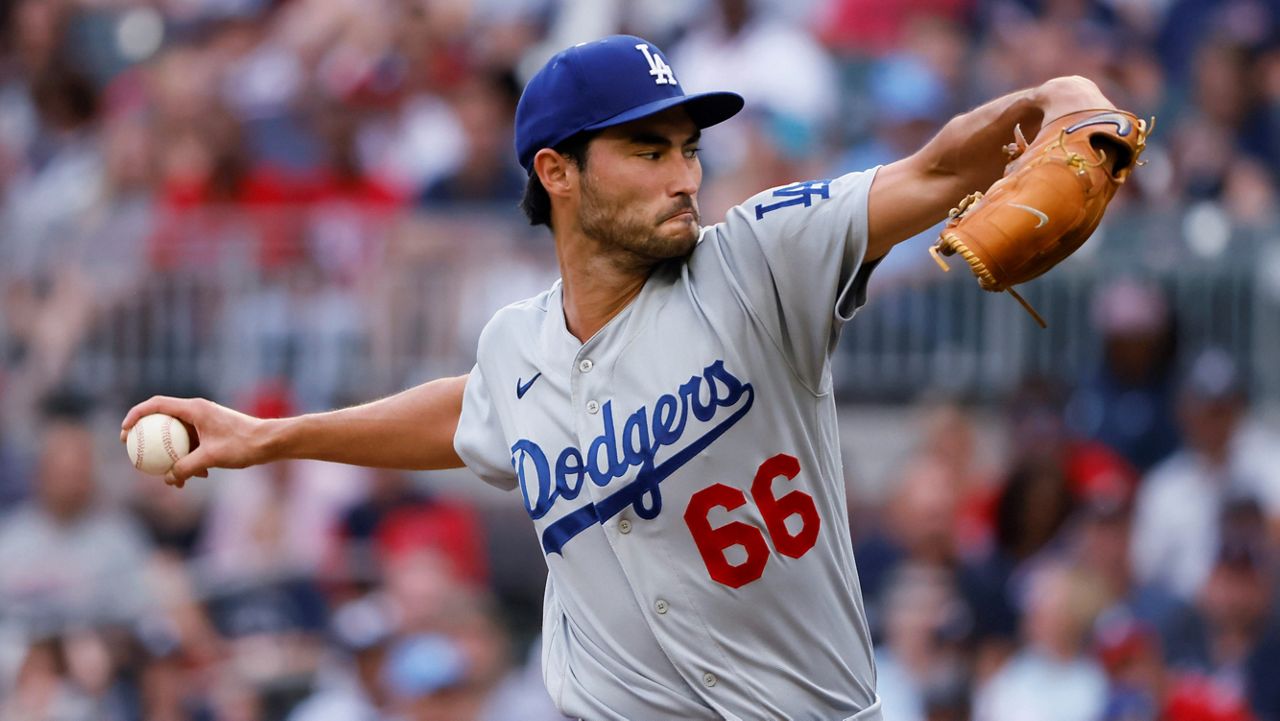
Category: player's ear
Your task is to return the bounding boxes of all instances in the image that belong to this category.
[534,148,575,198]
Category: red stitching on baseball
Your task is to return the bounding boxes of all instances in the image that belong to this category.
[162,418,179,463]
[134,424,145,469]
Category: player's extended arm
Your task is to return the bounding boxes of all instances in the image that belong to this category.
[864,75,1114,260]
[120,375,468,487]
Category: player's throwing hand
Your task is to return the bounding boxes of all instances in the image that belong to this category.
[121,396,268,488]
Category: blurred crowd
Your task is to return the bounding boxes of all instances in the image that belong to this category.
[2,0,1280,719]
[857,329,1280,721]
[0,387,566,721]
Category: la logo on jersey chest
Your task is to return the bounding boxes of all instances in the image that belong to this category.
[635,43,677,86]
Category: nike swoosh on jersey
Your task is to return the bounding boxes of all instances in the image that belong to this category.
[517,373,542,399]
[1010,203,1049,228]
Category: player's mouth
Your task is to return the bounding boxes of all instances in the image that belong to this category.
[662,206,699,224]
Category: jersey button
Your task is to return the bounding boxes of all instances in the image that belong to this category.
[654,599,669,615]
[586,400,600,414]
[578,359,593,373]
[618,519,632,534]
[702,672,717,688]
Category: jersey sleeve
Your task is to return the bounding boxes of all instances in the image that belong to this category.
[454,364,518,491]
[702,168,880,393]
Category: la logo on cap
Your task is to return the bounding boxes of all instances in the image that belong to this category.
[635,44,677,86]
[513,35,743,174]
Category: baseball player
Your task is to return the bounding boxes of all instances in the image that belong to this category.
[123,36,1117,720]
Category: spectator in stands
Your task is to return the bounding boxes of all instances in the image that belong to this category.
[815,0,972,56]
[672,0,840,178]
[383,631,472,721]
[873,563,974,721]
[1092,612,1165,721]
[331,0,467,199]
[200,385,363,581]
[974,379,1136,637]
[481,637,574,721]
[831,51,952,284]
[0,393,154,630]
[1,60,103,275]
[1067,491,1197,665]
[294,101,404,408]
[1068,278,1181,473]
[128,464,209,558]
[149,104,302,272]
[854,456,1015,671]
[0,635,95,721]
[214,11,317,173]
[982,463,1077,641]
[973,561,1111,721]
[288,594,398,721]
[316,556,563,721]
[912,401,1001,558]
[196,388,365,715]
[1195,508,1280,720]
[1132,499,1279,720]
[418,72,525,207]
[1087,604,1254,721]
[835,48,950,174]
[0,59,106,393]
[0,394,30,507]
[1003,377,1140,522]
[201,454,354,580]
[334,466,489,596]
[1194,38,1278,180]
[390,587,562,721]
[307,101,402,208]
[1163,36,1280,223]
[856,457,963,607]
[1130,348,1280,600]
[1101,518,1274,721]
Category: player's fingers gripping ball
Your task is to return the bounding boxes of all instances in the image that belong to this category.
[930,108,1153,327]
[126,413,191,476]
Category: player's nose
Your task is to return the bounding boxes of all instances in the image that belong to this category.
[666,158,700,197]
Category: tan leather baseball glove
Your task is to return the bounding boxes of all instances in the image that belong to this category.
[930,109,1153,327]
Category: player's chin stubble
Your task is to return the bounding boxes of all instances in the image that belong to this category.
[579,181,699,262]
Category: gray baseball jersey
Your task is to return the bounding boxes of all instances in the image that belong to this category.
[455,169,884,720]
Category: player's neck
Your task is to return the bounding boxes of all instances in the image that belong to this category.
[555,230,652,343]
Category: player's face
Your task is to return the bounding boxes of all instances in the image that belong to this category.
[577,108,703,261]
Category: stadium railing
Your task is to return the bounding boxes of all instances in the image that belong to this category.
[1,204,1273,408]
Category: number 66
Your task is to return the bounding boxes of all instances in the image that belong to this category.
[682,453,821,588]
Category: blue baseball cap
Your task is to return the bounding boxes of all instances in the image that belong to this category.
[515,35,744,174]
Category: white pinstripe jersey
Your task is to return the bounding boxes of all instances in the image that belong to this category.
[455,169,885,720]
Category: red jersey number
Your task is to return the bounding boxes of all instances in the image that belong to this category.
[683,453,821,588]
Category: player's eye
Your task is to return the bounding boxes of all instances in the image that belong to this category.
[638,151,661,160]
[683,146,701,159]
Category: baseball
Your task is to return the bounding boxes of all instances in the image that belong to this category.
[126,413,191,476]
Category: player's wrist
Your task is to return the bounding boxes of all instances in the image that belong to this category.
[255,416,294,462]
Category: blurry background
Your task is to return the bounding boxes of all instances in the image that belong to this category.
[2,0,1280,719]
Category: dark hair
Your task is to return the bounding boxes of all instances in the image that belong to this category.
[31,60,99,130]
[39,388,95,424]
[994,461,1076,561]
[519,131,596,228]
